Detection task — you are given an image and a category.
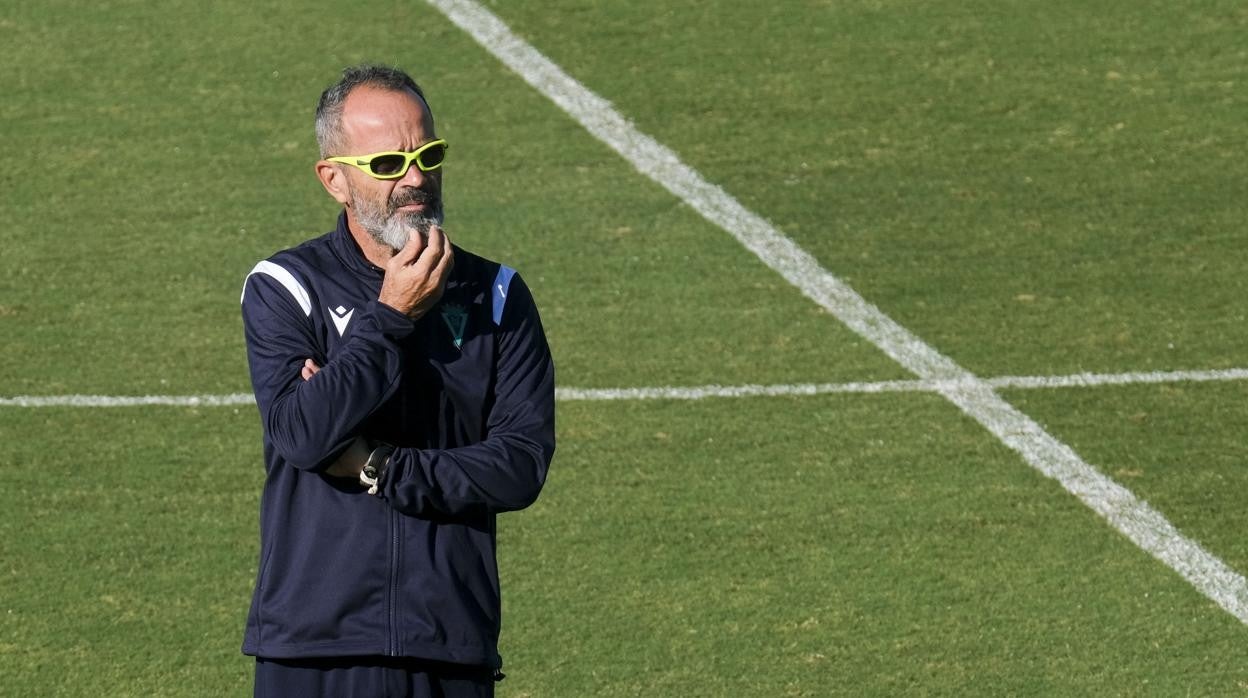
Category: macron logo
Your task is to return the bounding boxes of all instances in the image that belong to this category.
[329,305,354,336]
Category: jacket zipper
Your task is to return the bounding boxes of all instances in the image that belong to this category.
[387,332,410,657]
[388,507,400,656]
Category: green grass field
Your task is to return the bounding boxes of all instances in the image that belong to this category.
[3,0,1247,695]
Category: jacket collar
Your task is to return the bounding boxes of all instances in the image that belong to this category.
[331,210,386,278]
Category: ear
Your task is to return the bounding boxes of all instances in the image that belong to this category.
[316,160,352,206]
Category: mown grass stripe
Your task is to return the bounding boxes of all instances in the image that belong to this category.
[424,0,1248,623]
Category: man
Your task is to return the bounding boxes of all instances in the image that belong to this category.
[239,65,556,697]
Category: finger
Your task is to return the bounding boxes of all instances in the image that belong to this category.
[301,358,321,381]
[399,229,426,265]
[427,224,446,247]
[388,228,426,269]
[420,224,444,255]
[431,236,455,280]
[417,225,447,268]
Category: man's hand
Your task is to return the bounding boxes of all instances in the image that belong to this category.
[378,225,454,319]
[301,358,369,479]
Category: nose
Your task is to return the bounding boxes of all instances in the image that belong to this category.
[397,159,428,187]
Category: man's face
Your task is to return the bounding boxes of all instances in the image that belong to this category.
[348,170,443,252]
[336,86,444,252]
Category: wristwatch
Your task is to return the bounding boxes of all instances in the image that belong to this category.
[359,444,395,495]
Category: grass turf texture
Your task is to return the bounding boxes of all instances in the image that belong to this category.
[0,0,902,396]
[3,0,1248,695]
[1005,380,1248,577]
[502,397,1248,696]
[492,0,1248,378]
[0,408,261,695]
[5,399,1248,696]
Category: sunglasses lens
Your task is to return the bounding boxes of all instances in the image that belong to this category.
[419,143,447,170]
[369,154,408,176]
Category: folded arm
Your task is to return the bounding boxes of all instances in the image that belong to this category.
[380,273,555,516]
[242,274,414,471]
[241,229,452,472]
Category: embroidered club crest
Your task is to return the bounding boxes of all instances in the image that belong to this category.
[440,303,468,349]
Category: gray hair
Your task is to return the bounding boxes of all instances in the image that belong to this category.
[315,65,429,157]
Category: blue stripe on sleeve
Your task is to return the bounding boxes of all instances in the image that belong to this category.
[492,265,517,326]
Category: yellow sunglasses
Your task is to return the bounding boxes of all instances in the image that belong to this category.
[326,139,448,179]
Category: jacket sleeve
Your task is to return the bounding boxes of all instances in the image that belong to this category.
[241,266,416,471]
[379,274,555,516]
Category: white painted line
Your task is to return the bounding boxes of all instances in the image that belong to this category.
[0,393,258,408]
[558,367,1248,401]
[425,0,1248,622]
[4,367,1247,407]
[988,367,1248,390]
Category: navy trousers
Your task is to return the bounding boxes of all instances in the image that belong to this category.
[254,656,497,698]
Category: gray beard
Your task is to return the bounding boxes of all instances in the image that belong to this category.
[354,195,445,252]
[372,210,444,251]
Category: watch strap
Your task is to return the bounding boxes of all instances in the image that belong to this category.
[359,444,395,495]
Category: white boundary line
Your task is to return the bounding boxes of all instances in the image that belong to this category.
[0,393,258,408]
[562,367,1248,401]
[4,367,1248,407]
[424,0,1248,622]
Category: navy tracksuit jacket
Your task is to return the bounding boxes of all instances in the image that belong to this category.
[239,213,555,668]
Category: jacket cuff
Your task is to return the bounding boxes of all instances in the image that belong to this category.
[369,300,417,339]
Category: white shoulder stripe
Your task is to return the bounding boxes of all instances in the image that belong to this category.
[240,260,312,316]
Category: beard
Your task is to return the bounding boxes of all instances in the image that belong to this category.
[352,185,445,252]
